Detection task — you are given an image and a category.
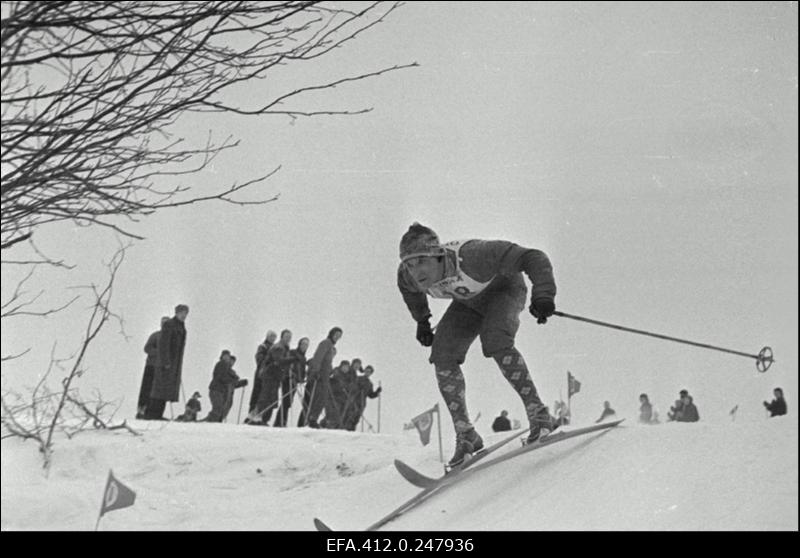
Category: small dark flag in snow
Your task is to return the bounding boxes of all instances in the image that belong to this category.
[410,403,438,446]
[568,371,581,397]
[729,405,739,421]
[99,470,136,518]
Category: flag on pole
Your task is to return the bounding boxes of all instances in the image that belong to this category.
[409,403,438,446]
[567,371,581,397]
[99,470,136,518]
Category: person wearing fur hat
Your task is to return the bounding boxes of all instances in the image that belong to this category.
[397,223,557,467]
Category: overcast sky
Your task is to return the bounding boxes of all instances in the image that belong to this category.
[2,1,797,434]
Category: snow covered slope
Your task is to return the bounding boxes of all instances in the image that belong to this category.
[1,416,796,531]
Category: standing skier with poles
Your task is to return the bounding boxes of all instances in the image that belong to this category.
[397,223,558,467]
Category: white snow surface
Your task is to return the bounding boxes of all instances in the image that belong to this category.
[2,416,797,531]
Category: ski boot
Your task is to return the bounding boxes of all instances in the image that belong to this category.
[447,428,485,469]
[524,407,558,445]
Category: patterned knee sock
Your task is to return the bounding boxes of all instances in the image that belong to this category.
[492,348,547,424]
[435,364,472,433]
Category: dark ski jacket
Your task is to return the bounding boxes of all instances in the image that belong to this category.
[765,398,787,417]
[308,338,337,383]
[208,359,239,393]
[289,348,308,383]
[675,397,700,422]
[398,239,556,321]
[262,341,296,381]
[492,415,512,432]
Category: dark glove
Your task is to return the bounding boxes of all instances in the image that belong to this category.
[236,378,248,388]
[375,386,383,395]
[416,318,434,347]
[529,298,555,324]
[763,401,768,407]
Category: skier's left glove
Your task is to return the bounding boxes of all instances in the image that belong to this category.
[235,378,248,388]
[529,298,555,324]
[416,317,434,347]
[375,386,383,395]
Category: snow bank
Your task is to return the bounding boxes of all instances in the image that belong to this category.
[2,415,796,531]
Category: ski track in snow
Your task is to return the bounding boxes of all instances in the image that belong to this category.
[1,417,796,531]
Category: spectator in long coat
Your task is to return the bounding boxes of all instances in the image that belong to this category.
[146,304,189,420]
[248,330,277,416]
[137,316,169,418]
[302,327,342,428]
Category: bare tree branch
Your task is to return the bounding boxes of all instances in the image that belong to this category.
[1,1,414,250]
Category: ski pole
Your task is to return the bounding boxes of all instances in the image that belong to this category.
[236,388,245,424]
[552,311,774,373]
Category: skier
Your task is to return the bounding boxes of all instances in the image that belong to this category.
[397,223,557,467]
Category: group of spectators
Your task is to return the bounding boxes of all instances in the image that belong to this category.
[135,306,382,430]
[489,386,788,432]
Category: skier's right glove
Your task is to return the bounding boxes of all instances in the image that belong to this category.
[416,317,434,347]
[529,298,555,324]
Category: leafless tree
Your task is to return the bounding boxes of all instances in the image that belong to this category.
[1,243,141,473]
[1,1,415,251]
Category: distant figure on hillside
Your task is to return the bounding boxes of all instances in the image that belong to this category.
[176,391,202,422]
[595,400,616,423]
[301,327,343,429]
[669,389,699,422]
[764,387,787,417]
[346,365,382,431]
[638,393,659,424]
[137,316,169,419]
[223,355,247,422]
[146,304,189,420]
[492,410,512,432]
[248,330,277,417]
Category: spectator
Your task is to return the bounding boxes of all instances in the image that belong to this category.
[302,327,342,428]
[553,400,570,426]
[346,365,382,431]
[223,355,247,422]
[339,358,363,430]
[137,316,169,419]
[146,304,189,420]
[176,391,203,422]
[668,389,687,421]
[639,393,659,424]
[274,337,309,427]
[204,350,235,422]
[248,331,277,418]
[671,390,700,423]
[595,400,617,423]
[764,387,787,417]
[253,329,296,426]
[323,360,352,429]
[492,410,512,432]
